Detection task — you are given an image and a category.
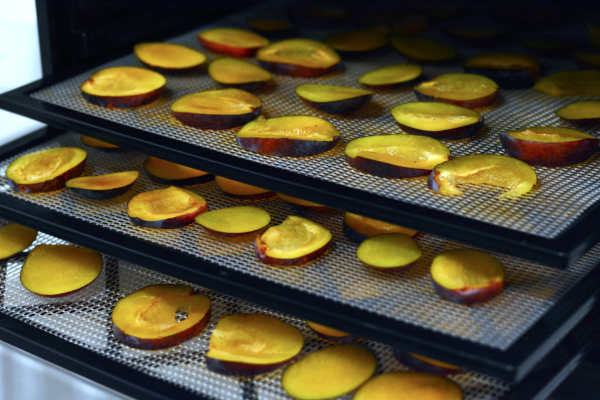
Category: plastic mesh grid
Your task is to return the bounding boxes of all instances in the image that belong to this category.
[1,132,599,352]
[28,6,600,240]
[0,224,509,399]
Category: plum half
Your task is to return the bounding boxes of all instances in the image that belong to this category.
[208,57,272,91]
[0,223,37,260]
[197,28,269,57]
[214,176,274,200]
[343,212,417,243]
[143,156,214,186]
[80,66,166,108]
[256,39,341,77]
[80,135,120,150]
[353,371,463,400]
[282,344,376,400]
[391,102,483,140]
[205,313,303,376]
[6,147,87,193]
[171,88,262,130]
[325,29,387,54]
[358,64,423,88]
[430,249,505,305]
[236,115,340,157]
[246,18,293,35]
[277,193,330,211]
[134,42,207,70]
[295,84,373,114]
[255,215,332,266]
[66,171,139,200]
[356,234,422,270]
[556,101,600,122]
[195,206,271,236]
[534,70,600,96]
[21,244,102,297]
[112,285,210,350]
[306,321,351,341]
[415,73,499,109]
[394,350,463,375]
[127,186,207,229]
[428,155,537,199]
[345,134,450,178]
[500,127,599,167]
[390,36,456,63]
[464,53,539,89]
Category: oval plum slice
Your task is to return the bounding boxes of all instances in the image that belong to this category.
[356,234,422,270]
[80,135,120,150]
[306,321,351,341]
[394,350,463,375]
[390,37,456,62]
[256,38,341,77]
[215,176,273,200]
[415,73,498,108]
[354,371,463,400]
[195,206,271,236]
[343,212,417,243]
[534,70,600,96]
[66,170,139,200]
[208,57,272,90]
[143,156,213,186]
[464,53,539,88]
[277,193,330,211]
[295,84,373,114]
[0,223,37,260]
[358,64,423,88]
[556,101,600,122]
[134,42,206,70]
[325,29,387,54]
[198,28,269,57]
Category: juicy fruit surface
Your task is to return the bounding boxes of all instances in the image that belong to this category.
[358,64,423,87]
[134,42,206,69]
[464,53,539,73]
[295,84,373,103]
[390,37,456,62]
[391,102,482,131]
[345,135,450,170]
[112,285,210,339]
[415,73,498,101]
[431,155,537,198]
[257,39,340,68]
[215,176,270,196]
[357,234,422,269]
[21,244,102,296]
[534,70,600,96]
[80,135,119,149]
[206,314,303,364]
[556,101,600,120]
[209,58,272,84]
[307,321,349,338]
[195,206,271,234]
[353,371,463,400]
[282,344,376,400]
[0,223,37,260]
[198,28,269,48]
[66,171,139,190]
[144,157,209,180]
[326,30,387,52]
[128,186,206,221]
[431,249,505,290]
[237,116,339,141]
[171,89,261,115]
[259,216,331,259]
[6,147,87,185]
[277,194,325,209]
[344,212,418,237]
[81,66,166,97]
[507,127,595,143]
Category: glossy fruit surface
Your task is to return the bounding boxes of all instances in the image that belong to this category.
[343,212,417,243]
[208,57,272,89]
[143,156,213,186]
[464,53,539,88]
[295,84,373,114]
[556,101,600,121]
[353,371,463,400]
[0,223,37,260]
[534,70,600,96]
[325,29,387,53]
[195,206,271,235]
[390,37,456,62]
[257,39,341,77]
[358,64,423,88]
[198,28,269,57]
[415,73,498,108]
[357,234,422,270]
[80,135,120,150]
[134,42,206,69]
[66,170,139,199]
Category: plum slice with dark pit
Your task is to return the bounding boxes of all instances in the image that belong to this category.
[464,53,539,89]
[256,38,340,77]
[195,206,271,236]
[534,70,600,96]
[325,29,387,54]
[343,212,417,243]
[66,170,139,200]
[556,101,600,122]
[415,73,498,108]
[358,64,422,88]
[134,42,206,70]
[0,223,37,260]
[390,37,456,62]
[295,84,373,114]
[197,28,269,57]
[208,58,272,91]
[356,234,422,271]
[143,156,213,186]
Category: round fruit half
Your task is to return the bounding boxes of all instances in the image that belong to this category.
[195,206,271,236]
[215,176,273,200]
[345,134,450,178]
[353,371,463,400]
[431,248,505,305]
[255,215,332,266]
[112,284,210,350]
[282,344,376,400]
[395,350,463,375]
[0,223,37,260]
[236,115,340,157]
[391,102,483,140]
[21,244,102,297]
[534,70,600,96]
[415,73,498,108]
[80,135,120,150]
[358,64,423,88]
[357,234,422,270]
[307,321,351,341]
[171,88,262,130]
[143,156,213,186]
[198,27,269,57]
[464,53,539,89]
[6,147,87,193]
[127,186,207,229]
[295,84,373,114]
[343,212,417,243]
[208,58,272,90]
[206,313,304,376]
[80,66,166,108]
[390,36,456,62]
[277,193,330,211]
[256,38,341,77]
[66,170,139,200]
[428,154,537,199]
[134,42,207,70]
[325,29,387,54]
[556,101,600,122]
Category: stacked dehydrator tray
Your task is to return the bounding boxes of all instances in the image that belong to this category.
[1,1,599,399]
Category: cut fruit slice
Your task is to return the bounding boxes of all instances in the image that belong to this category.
[0,223,37,260]
[21,244,102,297]
[237,116,340,157]
[247,18,293,34]
[277,193,330,211]
[394,350,463,375]
[127,186,207,229]
[534,70,600,96]
[295,84,373,114]
[143,156,213,186]
[195,206,271,235]
[415,73,498,108]
[356,234,422,270]
[307,321,350,340]
[391,102,482,140]
[500,127,599,167]
[215,176,273,199]
[428,154,537,199]
[464,53,539,88]
[431,249,505,305]
[343,212,417,243]
[208,58,272,90]
[556,101,600,121]
[171,88,262,129]
[206,313,304,376]
[198,28,269,57]
[66,171,139,200]
[255,215,332,266]
[353,371,463,400]
[390,37,456,62]
[325,29,387,53]
[358,64,423,88]
[112,284,210,350]
[575,52,600,68]
[282,344,376,400]
[256,39,341,77]
[80,135,120,150]
[134,42,207,70]
[6,147,87,193]
[345,134,450,178]
[80,66,166,108]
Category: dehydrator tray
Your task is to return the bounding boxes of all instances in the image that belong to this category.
[0,130,598,383]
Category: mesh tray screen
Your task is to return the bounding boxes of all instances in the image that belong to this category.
[28,6,600,239]
[0,227,509,400]
[1,132,598,351]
